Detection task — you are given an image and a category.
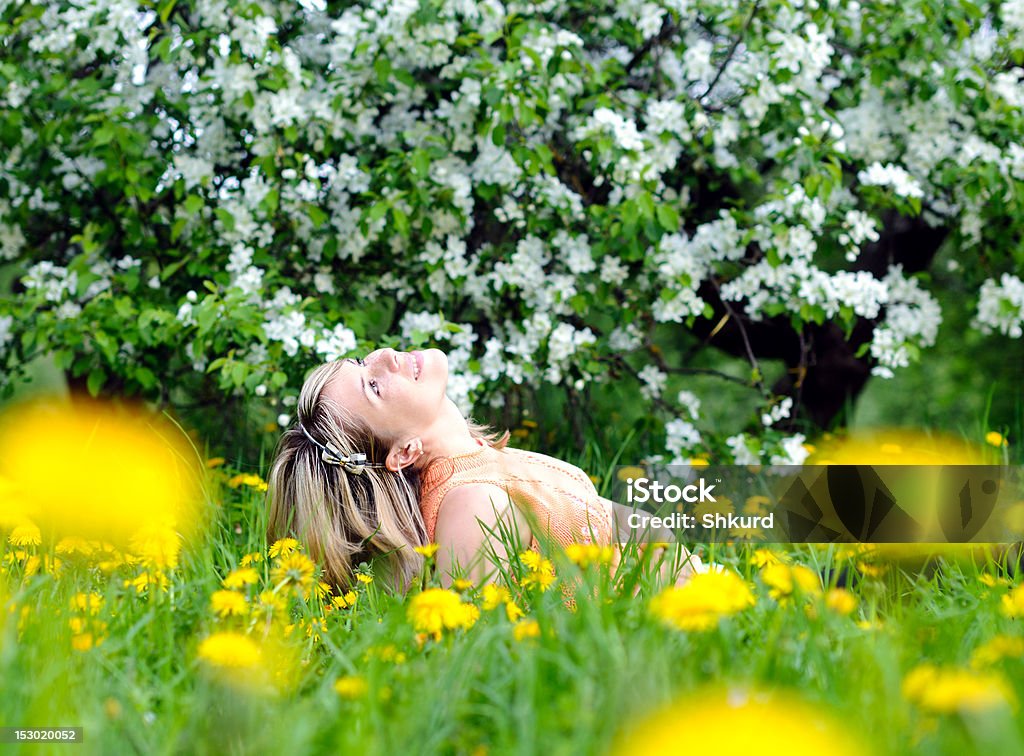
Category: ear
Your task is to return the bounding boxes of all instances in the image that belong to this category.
[386,437,424,473]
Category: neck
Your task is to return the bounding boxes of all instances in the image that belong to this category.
[415,397,486,468]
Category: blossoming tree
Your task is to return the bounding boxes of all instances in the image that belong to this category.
[1,0,1022,463]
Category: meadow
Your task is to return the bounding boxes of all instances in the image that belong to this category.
[1,402,1022,756]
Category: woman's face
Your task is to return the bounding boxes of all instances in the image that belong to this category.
[321,347,449,446]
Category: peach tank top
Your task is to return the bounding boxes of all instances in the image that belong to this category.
[418,440,616,553]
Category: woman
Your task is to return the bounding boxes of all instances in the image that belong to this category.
[266,347,705,595]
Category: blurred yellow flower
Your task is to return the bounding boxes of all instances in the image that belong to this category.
[481,583,511,610]
[407,588,479,640]
[452,578,473,591]
[902,663,1015,713]
[228,473,268,491]
[198,632,262,669]
[985,431,1008,448]
[979,573,1011,588]
[55,537,95,556]
[617,466,646,482]
[0,398,201,545]
[240,552,264,566]
[223,567,260,589]
[8,522,41,547]
[211,590,249,618]
[971,635,1024,668]
[70,592,104,616]
[128,523,182,571]
[743,496,771,515]
[760,562,820,602]
[749,548,786,568]
[271,553,316,596]
[565,542,615,568]
[1000,585,1024,618]
[253,590,287,621]
[505,601,524,623]
[124,569,169,594]
[356,573,374,585]
[649,570,755,632]
[761,563,821,603]
[70,617,108,651]
[334,675,368,699]
[513,619,540,641]
[824,588,857,616]
[688,457,710,469]
[612,686,865,756]
[414,543,439,558]
[267,538,299,559]
[205,457,226,469]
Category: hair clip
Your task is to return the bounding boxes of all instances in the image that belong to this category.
[299,423,380,475]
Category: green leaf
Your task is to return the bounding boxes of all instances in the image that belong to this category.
[184,194,204,215]
[655,204,679,232]
[87,368,105,397]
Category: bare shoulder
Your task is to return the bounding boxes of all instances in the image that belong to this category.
[435,482,531,546]
[437,482,517,523]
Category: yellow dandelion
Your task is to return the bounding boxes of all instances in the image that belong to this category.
[979,573,1010,588]
[331,591,358,610]
[824,588,857,616]
[750,548,787,568]
[522,419,538,429]
[407,588,479,639]
[198,631,262,669]
[612,686,866,756]
[518,550,556,592]
[451,578,473,591]
[565,543,616,569]
[761,562,821,603]
[985,431,1008,448]
[356,574,374,585]
[649,570,756,632]
[856,618,883,631]
[513,619,541,641]
[8,522,41,547]
[205,457,226,469]
[306,617,327,643]
[743,496,771,515]
[414,543,439,558]
[971,635,1024,668]
[856,562,888,578]
[253,590,287,621]
[313,580,332,600]
[617,466,646,482]
[270,552,316,594]
[693,497,734,521]
[128,523,182,570]
[228,473,268,491]
[505,601,525,623]
[223,567,260,589]
[334,675,368,699]
[240,552,264,567]
[55,537,95,556]
[211,590,249,618]
[268,538,300,559]
[902,663,1016,713]
[123,569,169,594]
[1001,585,1024,618]
[688,457,710,469]
[481,583,511,610]
[70,592,104,616]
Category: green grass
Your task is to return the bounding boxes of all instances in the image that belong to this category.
[2,430,1024,756]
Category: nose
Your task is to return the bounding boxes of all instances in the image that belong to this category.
[371,348,401,373]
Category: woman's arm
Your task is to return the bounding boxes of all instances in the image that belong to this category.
[433,484,529,588]
[604,497,705,587]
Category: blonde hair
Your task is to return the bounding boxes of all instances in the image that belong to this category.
[266,359,509,595]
